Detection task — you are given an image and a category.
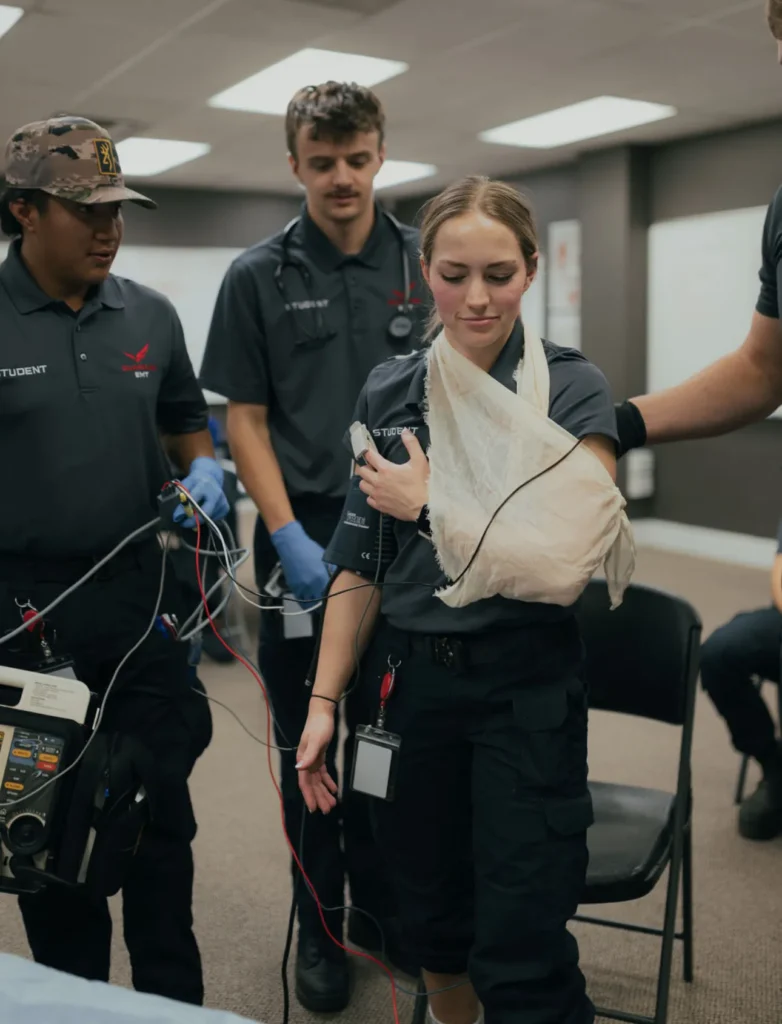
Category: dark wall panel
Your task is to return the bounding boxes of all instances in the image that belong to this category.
[651,119,782,223]
[393,164,579,245]
[120,186,302,248]
[577,147,653,519]
[510,165,579,233]
[653,423,782,538]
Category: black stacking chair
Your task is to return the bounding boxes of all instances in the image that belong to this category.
[734,675,782,804]
[574,579,701,1024]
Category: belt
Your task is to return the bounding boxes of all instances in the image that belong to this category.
[412,633,474,671]
[393,617,579,672]
[406,629,523,671]
[0,541,156,586]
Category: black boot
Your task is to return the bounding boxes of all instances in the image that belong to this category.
[738,744,782,841]
[295,931,350,1013]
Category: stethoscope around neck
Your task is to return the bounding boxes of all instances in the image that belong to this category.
[273,210,415,348]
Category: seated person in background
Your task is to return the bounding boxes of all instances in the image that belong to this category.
[700,521,782,841]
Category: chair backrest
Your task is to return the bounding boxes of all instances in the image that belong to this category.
[575,579,702,728]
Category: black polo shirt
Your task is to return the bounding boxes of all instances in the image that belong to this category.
[199,203,428,501]
[757,186,782,319]
[0,241,208,559]
[325,320,620,634]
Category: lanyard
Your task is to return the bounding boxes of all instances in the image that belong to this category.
[377,656,401,730]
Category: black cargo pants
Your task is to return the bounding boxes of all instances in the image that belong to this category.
[699,605,782,763]
[366,616,595,1024]
[253,499,394,948]
[0,541,212,1005]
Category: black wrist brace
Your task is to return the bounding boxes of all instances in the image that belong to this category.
[614,400,647,458]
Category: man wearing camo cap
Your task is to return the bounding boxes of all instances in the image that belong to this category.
[1,115,159,297]
[0,115,229,1005]
[5,115,157,207]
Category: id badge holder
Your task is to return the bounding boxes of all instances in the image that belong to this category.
[350,725,401,801]
[350,657,401,802]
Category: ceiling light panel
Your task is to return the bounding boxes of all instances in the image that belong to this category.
[374,160,437,190]
[0,5,23,41]
[116,138,212,177]
[209,48,408,116]
[479,96,677,149]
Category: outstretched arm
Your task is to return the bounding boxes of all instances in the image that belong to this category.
[631,311,782,445]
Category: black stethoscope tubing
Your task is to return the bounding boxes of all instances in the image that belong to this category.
[273,211,414,345]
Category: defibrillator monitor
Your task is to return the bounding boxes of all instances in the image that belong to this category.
[0,666,91,893]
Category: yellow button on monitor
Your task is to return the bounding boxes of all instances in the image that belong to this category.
[11,749,31,758]
[38,754,58,764]
[4,782,23,791]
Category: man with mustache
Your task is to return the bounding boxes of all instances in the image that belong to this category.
[0,116,228,1003]
[200,82,426,1010]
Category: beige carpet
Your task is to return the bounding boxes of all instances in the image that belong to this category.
[1,544,781,1024]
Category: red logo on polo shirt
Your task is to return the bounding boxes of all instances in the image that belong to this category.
[387,281,421,307]
[121,344,158,376]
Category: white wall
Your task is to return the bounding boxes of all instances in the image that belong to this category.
[647,205,779,415]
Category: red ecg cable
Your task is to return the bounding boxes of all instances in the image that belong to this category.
[186,499,402,1024]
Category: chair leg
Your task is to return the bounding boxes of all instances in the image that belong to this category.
[682,823,694,983]
[735,754,749,805]
[654,847,684,1024]
[411,974,428,1024]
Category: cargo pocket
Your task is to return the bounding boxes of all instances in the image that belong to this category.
[512,683,569,793]
[541,793,593,917]
[512,675,589,795]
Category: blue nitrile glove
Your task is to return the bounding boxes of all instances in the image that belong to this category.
[173,456,230,528]
[270,520,331,606]
[207,416,222,449]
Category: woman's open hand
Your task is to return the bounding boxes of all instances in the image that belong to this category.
[357,429,429,521]
[296,702,339,814]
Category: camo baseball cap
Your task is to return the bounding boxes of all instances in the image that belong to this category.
[3,115,156,209]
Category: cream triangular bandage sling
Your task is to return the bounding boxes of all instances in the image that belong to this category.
[423,325,635,609]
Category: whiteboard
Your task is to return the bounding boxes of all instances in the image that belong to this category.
[647,205,780,416]
[111,245,244,404]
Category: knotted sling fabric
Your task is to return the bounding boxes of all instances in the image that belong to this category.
[424,325,636,609]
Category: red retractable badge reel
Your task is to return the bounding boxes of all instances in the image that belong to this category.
[380,667,396,704]
[377,659,399,730]
[22,609,40,633]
